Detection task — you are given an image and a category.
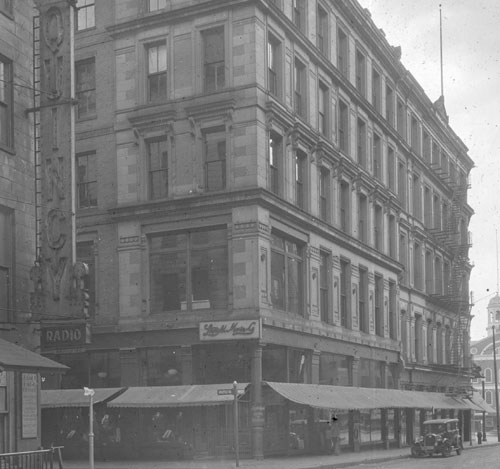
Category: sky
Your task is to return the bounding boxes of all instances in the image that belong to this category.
[356,1,500,340]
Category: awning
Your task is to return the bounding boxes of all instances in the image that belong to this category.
[265,382,475,411]
[468,392,497,414]
[41,388,125,409]
[107,383,248,408]
[0,338,67,372]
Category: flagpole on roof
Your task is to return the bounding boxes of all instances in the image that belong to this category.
[439,4,444,98]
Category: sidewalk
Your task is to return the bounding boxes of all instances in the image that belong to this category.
[62,437,500,469]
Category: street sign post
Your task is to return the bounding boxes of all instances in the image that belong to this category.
[233,381,240,468]
[84,387,95,469]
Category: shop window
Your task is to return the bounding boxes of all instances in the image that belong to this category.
[203,128,226,191]
[147,42,167,101]
[262,346,286,382]
[203,27,225,92]
[269,132,283,196]
[319,353,351,386]
[196,343,251,384]
[267,34,281,98]
[374,274,383,337]
[76,151,97,208]
[0,57,12,148]
[340,258,351,328]
[145,348,182,386]
[320,251,331,323]
[358,266,368,333]
[76,241,96,318]
[294,149,307,209]
[289,349,309,383]
[270,233,304,316]
[294,58,307,119]
[317,4,328,55]
[0,207,12,322]
[76,0,95,31]
[338,100,349,153]
[75,58,96,119]
[150,227,228,313]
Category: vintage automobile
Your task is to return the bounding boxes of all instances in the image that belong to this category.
[411,418,463,458]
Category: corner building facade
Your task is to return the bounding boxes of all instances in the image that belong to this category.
[46,0,474,458]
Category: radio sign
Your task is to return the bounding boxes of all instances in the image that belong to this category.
[41,324,88,349]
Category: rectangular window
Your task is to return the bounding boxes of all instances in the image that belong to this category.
[0,57,12,148]
[372,68,381,112]
[76,241,95,318]
[413,173,421,220]
[397,160,406,208]
[204,128,226,191]
[294,150,307,209]
[399,232,408,285]
[340,259,351,328]
[374,204,383,252]
[357,119,366,168]
[203,27,225,92]
[0,208,12,322]
[293,0,306,33]
[432,142,440,166]
[414,242,423,290]
[148,0,166,12]
[147,139,168,199]
[358,267,368,333]
[317,5,328,55]
[397,98,405,139]
[410,114,420,154]
[435,256,442,295]
[338,100,349,153]
[319,167,330,222]
[389,280,397,340]
[150,228,228,312]
[337,27,348,78]
[424,186,432,227]
[358,193,367,243]
[271,233,303,315]
[76,0,95,31]
[423,131,431,162]
[373,133,382,180]
[320,251,331,323]
[269,132,282,196]
[388,214,396,259]
[385,84,394,126]
[442,202,449,230]
[146,42,167,102]
[75,58,96,118]
[268,34,281,97]
[443,261,450,295]
[374,274,383,337]
[340,180,350,233]
[387,147,395,192]
[425,249,433,294]
[433,194,441,230]
[355,49,366,96]
[76,151,97,208]
[294,58,306,119]
[0,0,13,16]
[318,81,328,136]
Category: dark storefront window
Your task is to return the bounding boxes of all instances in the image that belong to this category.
[319,353,351,386]
[144,347,182,386]
[150,227,227,313]
[89,351,120,387]
[359,358,384,388]
[288,349,310,383]
[262,346,286,382]
[195,344,251,384]
[360,410,383,444]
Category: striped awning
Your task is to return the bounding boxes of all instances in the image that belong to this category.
[41,388,125,408]
[264,382,476,411]
[107,383,248,408]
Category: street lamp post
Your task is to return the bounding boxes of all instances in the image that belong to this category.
[482,377,487,442]
[492,326,500,442]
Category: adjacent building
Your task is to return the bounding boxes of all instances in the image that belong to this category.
[30,0,476,459]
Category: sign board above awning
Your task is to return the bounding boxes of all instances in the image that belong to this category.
[199,319,261,341]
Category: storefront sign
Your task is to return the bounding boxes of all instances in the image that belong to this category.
[41,323,89,350]
[21,373,38,438]
[199,319,261,341]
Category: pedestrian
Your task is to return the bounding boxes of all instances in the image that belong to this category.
[477,430,482,444]
[331,414,340,455]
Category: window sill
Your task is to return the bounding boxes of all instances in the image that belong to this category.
[77,114,98,123]
[0,9,13,20]
[0,142,15,155]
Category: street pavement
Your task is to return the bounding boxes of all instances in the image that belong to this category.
[61,433,500,469]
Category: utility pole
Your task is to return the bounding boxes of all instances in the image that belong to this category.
[492,325,500,441]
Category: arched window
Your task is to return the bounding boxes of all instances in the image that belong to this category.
[496,310,500,321]
[486,390,492,405]
[485,368,492,383]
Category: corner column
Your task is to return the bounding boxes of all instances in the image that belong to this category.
[251,342,264,459]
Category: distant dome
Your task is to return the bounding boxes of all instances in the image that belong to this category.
[488,294,500,308]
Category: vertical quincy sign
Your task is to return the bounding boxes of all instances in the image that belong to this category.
[32,0,89,346]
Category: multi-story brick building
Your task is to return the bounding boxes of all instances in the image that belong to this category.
[38,0,477,459]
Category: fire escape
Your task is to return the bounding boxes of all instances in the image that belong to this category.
[429,161,473,374]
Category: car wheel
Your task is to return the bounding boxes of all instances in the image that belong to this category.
[441,443,451,458]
